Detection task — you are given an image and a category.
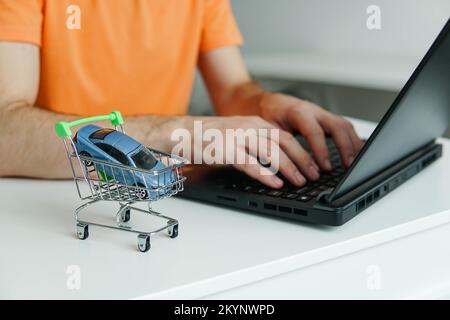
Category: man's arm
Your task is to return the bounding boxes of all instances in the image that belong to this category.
[198,46,364,172]
[0,42,184,178]
[0,42,291,189]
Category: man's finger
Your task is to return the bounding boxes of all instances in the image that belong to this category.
[321,116,356,167]
[345,121,365,154]
[233,158,284,189]
[293,113,332,171]
[277,130,320,181]
[246,137,307,187]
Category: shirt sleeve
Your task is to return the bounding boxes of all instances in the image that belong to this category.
[200,0,244,52]
[0,0,43,46]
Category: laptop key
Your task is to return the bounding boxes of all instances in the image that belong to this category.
[321,173,333,179]
[326,181,336,187]
[296,195,311,202]
[317,177,329,184]
[279,185,293,193]
[330,172,340,177]
[308,189,321,197]
[253,188,268,194]
[294,187,309,194]
[332,159,341,166]
[281,193,298,199]
[317,185,330,191]
[227,183,239,189]
[307,182,320,188]
[267,190,283,197]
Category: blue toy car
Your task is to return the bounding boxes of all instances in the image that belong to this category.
[73,124,175,200]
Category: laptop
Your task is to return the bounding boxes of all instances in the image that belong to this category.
[178,18,450,226]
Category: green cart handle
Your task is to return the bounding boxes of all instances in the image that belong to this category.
[55,111,124,138]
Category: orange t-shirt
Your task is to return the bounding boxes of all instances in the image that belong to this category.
[0,0,243,116]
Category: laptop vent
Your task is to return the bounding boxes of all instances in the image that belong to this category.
[356,188,382,212]
[278,206,292,214]
[263,203,276,211]
[261,202,308,216]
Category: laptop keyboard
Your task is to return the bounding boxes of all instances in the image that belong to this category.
[224,138,346,202]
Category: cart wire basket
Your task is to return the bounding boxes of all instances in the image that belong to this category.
[55,111,187,252]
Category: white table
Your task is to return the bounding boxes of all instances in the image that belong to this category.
[1,119,450,299]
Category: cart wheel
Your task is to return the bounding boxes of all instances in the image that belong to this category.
[168,224,179,238]
[137,234,151,252]
[134,184,148,200]
[76,223,89,240]
[120,209,131,223]
[79,151,93,167]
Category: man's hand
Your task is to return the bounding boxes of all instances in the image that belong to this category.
[199,46,364,188]
[259,92,364,170]
[196,116,321,189]
[193,99,363,189]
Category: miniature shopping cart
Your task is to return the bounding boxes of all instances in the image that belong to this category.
[55,111,187,252]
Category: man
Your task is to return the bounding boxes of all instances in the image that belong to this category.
[0,0,362,189]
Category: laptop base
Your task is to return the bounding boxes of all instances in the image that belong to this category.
[179,143,442,226]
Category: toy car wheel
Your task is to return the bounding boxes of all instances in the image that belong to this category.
[79,151,93,167]
[137,234,151,252]
[76,223,89,240]
[168,224,178,239]
[134,184,148,200]
[120,209,131,223]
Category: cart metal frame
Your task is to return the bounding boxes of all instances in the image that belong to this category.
[55,111,187,252]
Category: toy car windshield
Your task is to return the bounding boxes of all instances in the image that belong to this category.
[89,128,115,140]
[131,147,158,170]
